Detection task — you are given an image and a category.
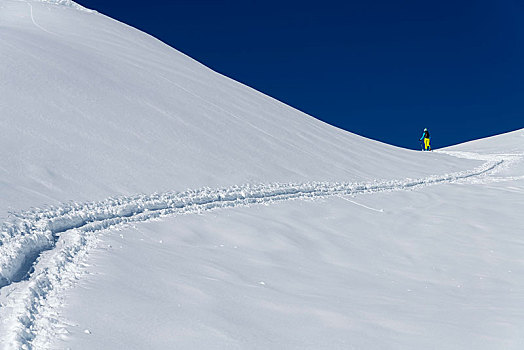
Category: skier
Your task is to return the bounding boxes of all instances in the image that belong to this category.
[420,128,431,151]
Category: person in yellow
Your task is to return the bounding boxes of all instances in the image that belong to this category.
[420,128,431,151]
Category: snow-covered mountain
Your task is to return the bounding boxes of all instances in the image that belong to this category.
[1,1,523,349]
[0,0,476,216]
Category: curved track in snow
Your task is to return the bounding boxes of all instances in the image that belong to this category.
[0,153,518,349]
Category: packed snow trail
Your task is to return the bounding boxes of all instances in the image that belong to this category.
[0,155,516,349]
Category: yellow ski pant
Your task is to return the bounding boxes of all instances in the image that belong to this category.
[424,138,430,150]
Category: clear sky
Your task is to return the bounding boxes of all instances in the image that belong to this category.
[76,0,524,149]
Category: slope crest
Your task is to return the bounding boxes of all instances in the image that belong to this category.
[36,0,91,11]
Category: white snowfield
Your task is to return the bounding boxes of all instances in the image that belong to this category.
[1,0,523,349]
[0,157,509,347]
[0,141,519,350]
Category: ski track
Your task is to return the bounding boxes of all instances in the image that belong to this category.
[28,2,55,35]
[0,154,517,349]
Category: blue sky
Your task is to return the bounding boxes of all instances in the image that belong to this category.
[77,0,523,149]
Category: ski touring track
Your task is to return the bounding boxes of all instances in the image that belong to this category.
[0,151,521,349]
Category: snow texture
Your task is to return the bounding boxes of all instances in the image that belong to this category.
[0,153,516,349]
[1,0,524,349]
[35,0,91,12]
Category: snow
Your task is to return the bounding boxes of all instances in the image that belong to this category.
[0,158,506,347]
[0,0,475,217]
[1,0,523,349]
[30,0,91,12]
[38,152,524,349]
[39,138,523,350]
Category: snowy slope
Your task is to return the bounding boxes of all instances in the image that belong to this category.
[1,0,523,349]
[0,0,474,217]
[40,130,522,350]
[446,129,524,154]
[17,129,517,350]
